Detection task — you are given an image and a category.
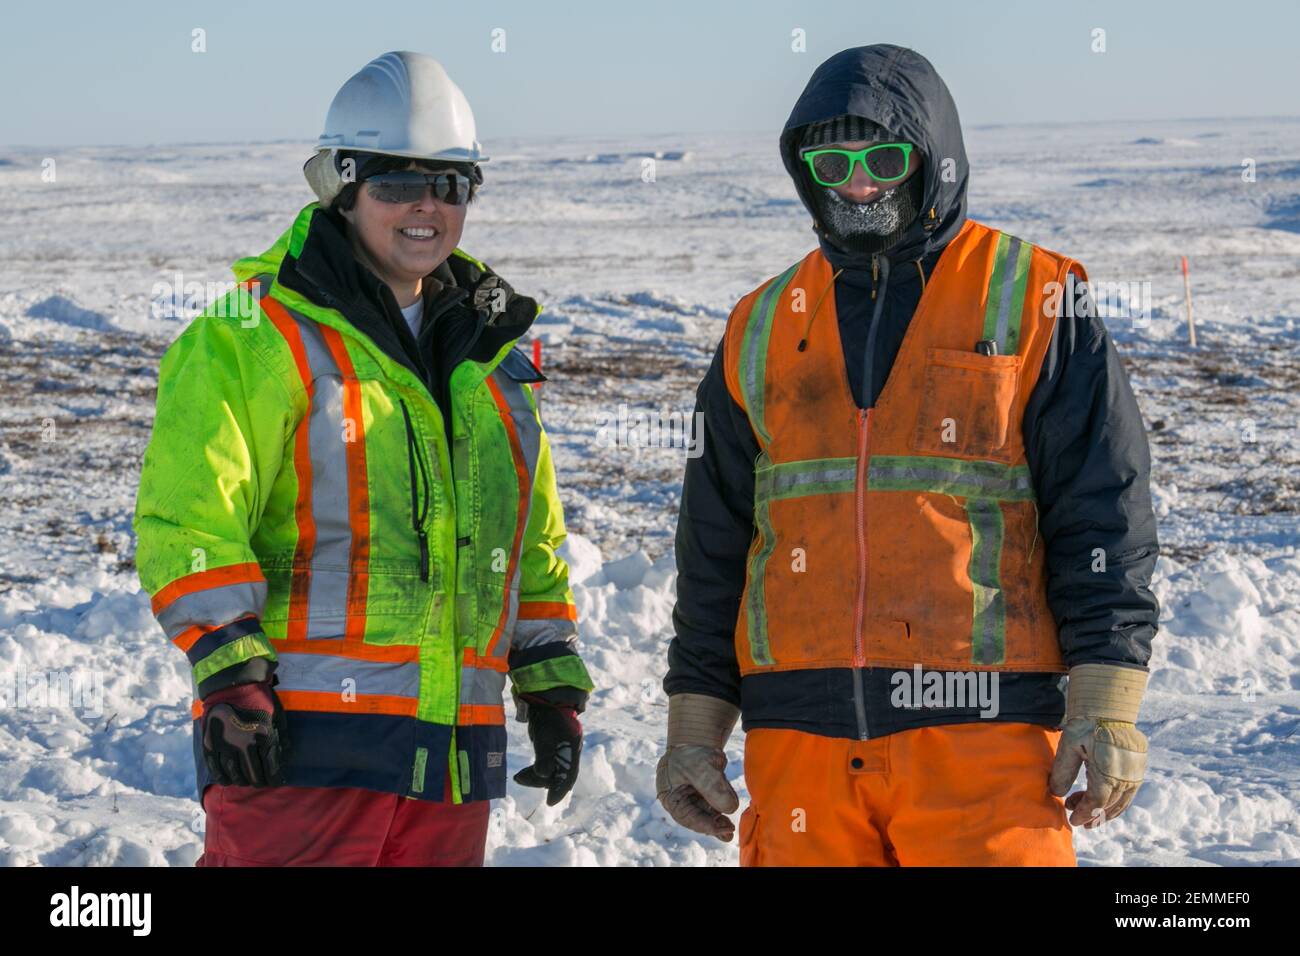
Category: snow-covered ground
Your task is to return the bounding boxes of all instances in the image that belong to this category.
[0,118,1297,865]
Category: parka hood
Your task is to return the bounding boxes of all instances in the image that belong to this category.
[780,44,970,266]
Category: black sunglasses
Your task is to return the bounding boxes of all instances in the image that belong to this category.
[364,170,474,206]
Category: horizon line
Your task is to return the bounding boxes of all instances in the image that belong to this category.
[4,113,1299,153]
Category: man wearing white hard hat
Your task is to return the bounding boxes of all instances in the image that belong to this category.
[135,51,594,866]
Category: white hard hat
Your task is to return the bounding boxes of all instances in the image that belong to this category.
[304,51,488,207]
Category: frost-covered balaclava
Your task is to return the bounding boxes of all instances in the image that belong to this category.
[800,114,924,256]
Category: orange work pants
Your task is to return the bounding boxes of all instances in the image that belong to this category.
[739,722,1076,866]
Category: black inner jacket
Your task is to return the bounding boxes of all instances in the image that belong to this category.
[665,45,1161,719]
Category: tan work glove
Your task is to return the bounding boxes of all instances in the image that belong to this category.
[1049,663,1150,828]
[656,693,741,841]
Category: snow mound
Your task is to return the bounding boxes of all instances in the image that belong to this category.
[25,296,115,331]
[1150,550,1300,695]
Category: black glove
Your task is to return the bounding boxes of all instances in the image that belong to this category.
[513,694,582,806]
[469,271,539,327]
[200,675,290,787]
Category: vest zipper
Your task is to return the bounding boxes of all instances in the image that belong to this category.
[851,406,872,740]
[855,252,892,737]
[398,398,432,583]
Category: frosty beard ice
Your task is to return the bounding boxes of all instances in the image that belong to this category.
[815,172,924,255]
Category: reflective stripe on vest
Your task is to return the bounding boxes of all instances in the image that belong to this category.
[757,457,858,500]
[866,455,1034,500]
[982,233,1034,355]
[736,265,807,665]
[965,498,1007,666]
[739,264,800,445]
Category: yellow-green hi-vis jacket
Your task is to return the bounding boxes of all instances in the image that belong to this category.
[134,202,594,803]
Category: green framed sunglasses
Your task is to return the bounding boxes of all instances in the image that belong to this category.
[802,142,915,187]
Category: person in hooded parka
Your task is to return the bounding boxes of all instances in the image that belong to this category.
[657,45,1160,867]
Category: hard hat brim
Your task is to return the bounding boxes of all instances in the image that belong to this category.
[312,144,490,165]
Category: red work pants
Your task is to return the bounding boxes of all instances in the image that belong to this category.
[197,776,490,867]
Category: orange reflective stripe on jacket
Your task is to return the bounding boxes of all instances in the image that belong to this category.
[255,279,374,647]
[723,219,1084,675]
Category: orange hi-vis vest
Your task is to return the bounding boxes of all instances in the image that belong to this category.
[722,219,1085,678]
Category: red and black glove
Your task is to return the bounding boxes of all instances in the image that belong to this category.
[200,674,290,787]
[513,692,582,806]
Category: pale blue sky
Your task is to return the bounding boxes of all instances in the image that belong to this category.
[3,0,1296,147]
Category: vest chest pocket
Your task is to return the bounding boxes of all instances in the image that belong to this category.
[911,348,1022,461]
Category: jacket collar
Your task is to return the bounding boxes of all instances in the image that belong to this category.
[240,203,540,404]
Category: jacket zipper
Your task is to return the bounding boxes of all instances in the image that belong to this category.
[852,406,872,740]
[398,398,431,582]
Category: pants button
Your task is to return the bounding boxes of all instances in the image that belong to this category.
[848,746,888,774]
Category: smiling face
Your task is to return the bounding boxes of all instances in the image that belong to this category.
[341,161,468,289]
[812,139,922,204]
